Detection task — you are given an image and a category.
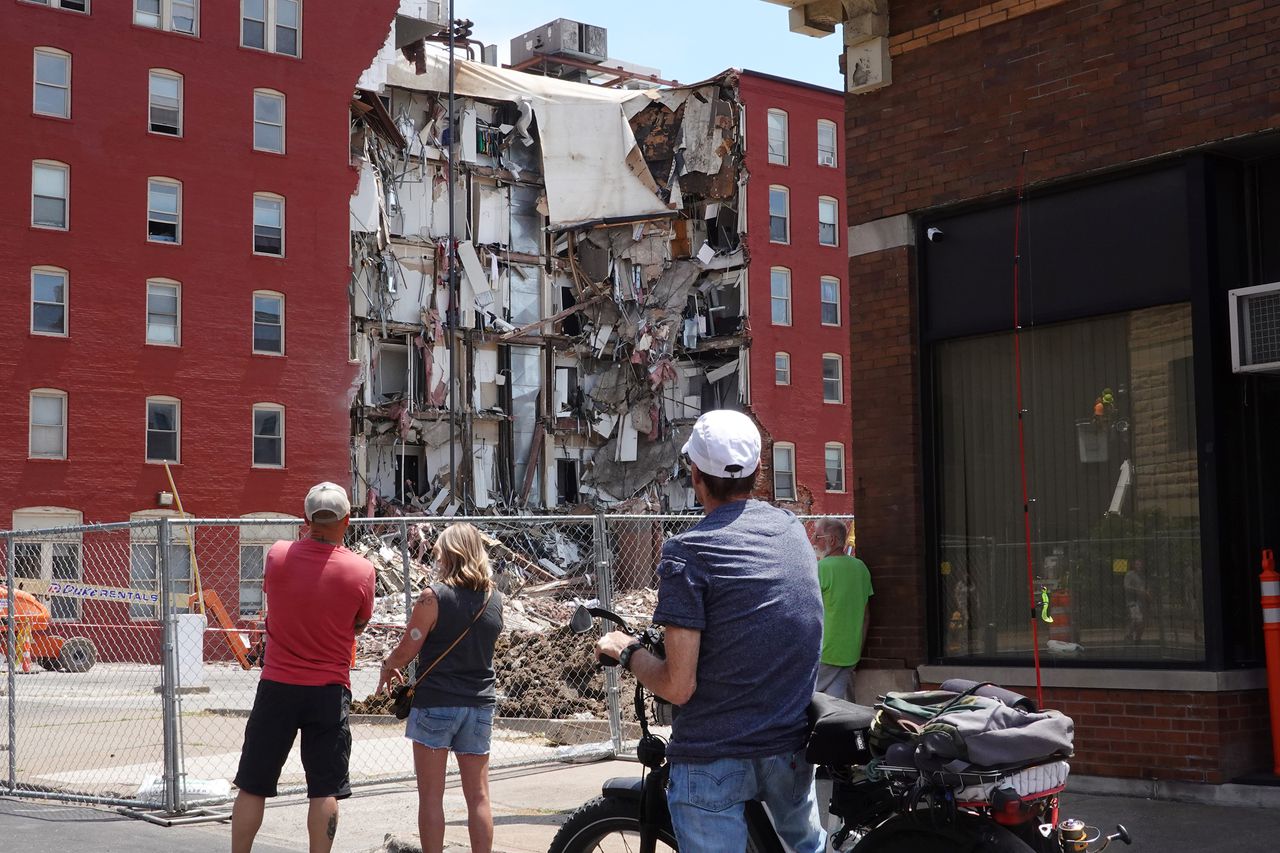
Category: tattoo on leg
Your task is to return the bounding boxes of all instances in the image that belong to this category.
[327,813,337,840]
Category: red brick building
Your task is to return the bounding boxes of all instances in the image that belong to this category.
[1,1,396,635]
[740,70,853,515]
[767,0,1280,784]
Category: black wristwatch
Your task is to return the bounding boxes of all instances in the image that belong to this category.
[618,640,644,671]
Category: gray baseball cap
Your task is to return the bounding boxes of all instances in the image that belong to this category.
[304,482,351,522]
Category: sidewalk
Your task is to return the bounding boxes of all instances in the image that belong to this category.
[5,760,1280,851]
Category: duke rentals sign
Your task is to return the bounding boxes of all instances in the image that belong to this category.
[15,578,160,606]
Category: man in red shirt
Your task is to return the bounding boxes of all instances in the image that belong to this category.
[231,482,376,853]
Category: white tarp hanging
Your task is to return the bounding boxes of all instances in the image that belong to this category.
[383,52,670,227]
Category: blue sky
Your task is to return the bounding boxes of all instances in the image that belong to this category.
[458,0,844,90]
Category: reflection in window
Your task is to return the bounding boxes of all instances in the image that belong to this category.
[934,303,1202,663]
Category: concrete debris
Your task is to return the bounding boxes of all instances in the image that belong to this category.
[351,36,748,514]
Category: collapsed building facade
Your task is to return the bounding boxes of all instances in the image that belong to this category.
[349,45,750,514]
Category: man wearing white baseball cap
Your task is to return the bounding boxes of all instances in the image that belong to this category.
[231,482,376,853]
[597,410,825,853]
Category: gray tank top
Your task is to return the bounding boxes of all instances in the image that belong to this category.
[412,582,503,708]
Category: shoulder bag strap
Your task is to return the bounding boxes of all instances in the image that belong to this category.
[407,588,494,692]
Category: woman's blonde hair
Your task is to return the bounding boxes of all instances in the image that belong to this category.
[433,522,493,592]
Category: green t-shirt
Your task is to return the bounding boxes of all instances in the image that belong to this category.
[818,555,874,667]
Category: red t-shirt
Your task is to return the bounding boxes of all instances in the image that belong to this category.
[260,539,375,688]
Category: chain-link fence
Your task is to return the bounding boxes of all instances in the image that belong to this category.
[3,512,851,814]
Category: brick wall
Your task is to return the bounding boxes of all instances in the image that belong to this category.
[847,0,1280,224]
[924,683,1273,783]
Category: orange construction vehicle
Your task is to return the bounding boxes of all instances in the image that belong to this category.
[0,587,97,672]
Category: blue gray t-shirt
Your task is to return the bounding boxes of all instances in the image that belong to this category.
[652,499,822,762]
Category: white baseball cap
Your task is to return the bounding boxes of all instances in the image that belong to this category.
[304,482,351,522]
[681,410,761,479]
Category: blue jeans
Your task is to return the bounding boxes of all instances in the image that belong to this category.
[667,749,825,853]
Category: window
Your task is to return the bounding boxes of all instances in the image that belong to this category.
[819,196,839,247]
[24,1,88,11]
[135,0,198,34]
[33,48,70,118]
[821,277,841,326]
[773,443,796,501]
[769,186,789,244]
[148,70,182,135]
[767,109,787,165]
[817,119,838,167]
[237,514,298,618]
[770,268,791,325]
[253,194,284,255]
[146,279,180,345]
[242,0,300,57]
[252,291,284,353]
[147,178,181,243]
[32,267,68,336]
[29,390,67,459]
[252,404,284,467]
[822,354,843,403]
[253,89,285,153]
[775,352,790,385]
[934,303,1203,663]
[32,161,69,229]
[128,513,191,619]
[825,443,846,492]
[12,509,84,622]
[146,397,180,462]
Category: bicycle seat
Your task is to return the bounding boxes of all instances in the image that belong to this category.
[806,693,876,766]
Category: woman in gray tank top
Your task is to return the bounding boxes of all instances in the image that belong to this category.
[376,523,504,853]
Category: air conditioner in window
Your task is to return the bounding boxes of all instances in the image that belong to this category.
[819,152,836,167]
[1228,281,1280,374]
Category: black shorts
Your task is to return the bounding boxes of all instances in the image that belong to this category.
[233,679,353,800]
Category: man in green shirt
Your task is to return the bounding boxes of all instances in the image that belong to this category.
[812,519,873,702]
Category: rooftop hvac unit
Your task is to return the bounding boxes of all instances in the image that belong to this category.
[510,19,608,67]
[1229,281,1280,374]
[393,0,447,48]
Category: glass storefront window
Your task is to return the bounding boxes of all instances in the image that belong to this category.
[934,303,1203,663]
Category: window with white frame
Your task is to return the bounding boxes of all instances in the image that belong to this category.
[128,512,191,619]
[146,279,180,345]
[819,196,839,247]
[32,161,69,229]
[242,0,300,57]
[253,89,285,153]
[825,443,846,492]
[775,352,790,385]
[237,514,297,618]
[32,267,68,337]
[29,390,67,460]
[820,276,841,326]
[773,442,796,501]
[769,186,789,243]
[146,397,180,462]
[24,1,89,12]
[770,268,791,325]
[135,0,198,34]
[252,291,284,353]
[12,508,84,622]
[767,109,787,165]
[817,119,838,167]
[823,354,843,403]
[253,194,284,255]
[148,70,182,135]
[33,48,71,118]
[252,403,284,467]
[147,178,181,243]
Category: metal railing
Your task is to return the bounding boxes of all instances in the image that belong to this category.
[2,511,852,814]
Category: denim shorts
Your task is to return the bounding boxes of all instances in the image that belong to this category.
[406,705,494,755]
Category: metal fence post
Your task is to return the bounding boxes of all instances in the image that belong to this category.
[6,533,16,794]
[157,519,182,814]
[400,519,413,624]
[594,511,624,756]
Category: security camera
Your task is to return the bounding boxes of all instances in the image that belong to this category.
[926,227,944,243]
